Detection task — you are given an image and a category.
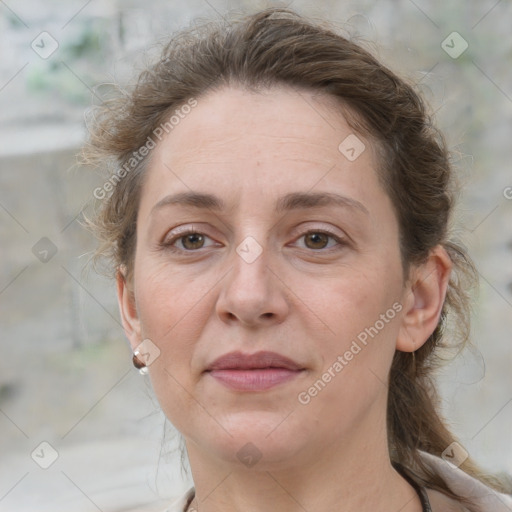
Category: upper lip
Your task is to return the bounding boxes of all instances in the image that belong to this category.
[205,351,304,371]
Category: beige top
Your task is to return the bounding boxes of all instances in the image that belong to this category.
[160,451,512,512]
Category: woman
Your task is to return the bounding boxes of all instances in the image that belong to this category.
[82,7,512,512]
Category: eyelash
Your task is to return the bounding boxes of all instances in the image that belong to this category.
[160,228,347,254]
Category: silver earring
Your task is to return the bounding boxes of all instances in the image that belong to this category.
[132,352,148,375]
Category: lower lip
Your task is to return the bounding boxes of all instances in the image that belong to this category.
[207,368,303,391]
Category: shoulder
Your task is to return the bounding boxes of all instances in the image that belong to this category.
[157,487,195,512]
[418,451,512,512]
[123,487,194,512]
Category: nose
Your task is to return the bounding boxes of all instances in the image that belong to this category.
[215,239,290,327]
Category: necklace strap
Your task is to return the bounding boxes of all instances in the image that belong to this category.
[393,462,432,512]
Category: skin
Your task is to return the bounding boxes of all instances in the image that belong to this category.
[117,85,455,511]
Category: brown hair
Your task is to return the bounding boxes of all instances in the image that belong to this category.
[81,6,511,502]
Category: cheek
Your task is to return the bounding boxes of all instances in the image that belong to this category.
[295,268,402,435]
[302,258,404,380]
[305,262,402,338]
[134,257,214,340]
[132,261,204,386]
[133,261,211,430]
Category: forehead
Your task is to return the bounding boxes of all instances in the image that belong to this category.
[159,85,363,165]
[139,84,385,217]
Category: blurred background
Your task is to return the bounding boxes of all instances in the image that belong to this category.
[0,0,511,510]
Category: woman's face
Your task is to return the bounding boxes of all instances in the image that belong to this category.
[121,85,414,468]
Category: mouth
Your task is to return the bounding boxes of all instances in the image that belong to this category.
[204,351,306,391]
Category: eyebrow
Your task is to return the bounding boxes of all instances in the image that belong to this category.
[150,191,369,216]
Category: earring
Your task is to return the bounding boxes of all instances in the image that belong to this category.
[132,352,148,375]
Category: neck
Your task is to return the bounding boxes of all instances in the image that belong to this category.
[184,406,422,512]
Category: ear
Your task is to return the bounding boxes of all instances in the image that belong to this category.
[396,245,452,352]
[116,265,142,352]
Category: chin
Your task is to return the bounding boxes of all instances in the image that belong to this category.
[200,410,315,469]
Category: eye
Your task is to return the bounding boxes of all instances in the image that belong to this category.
[162,230,217,251]
[294,230,345,251]
[160,228,346,254]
